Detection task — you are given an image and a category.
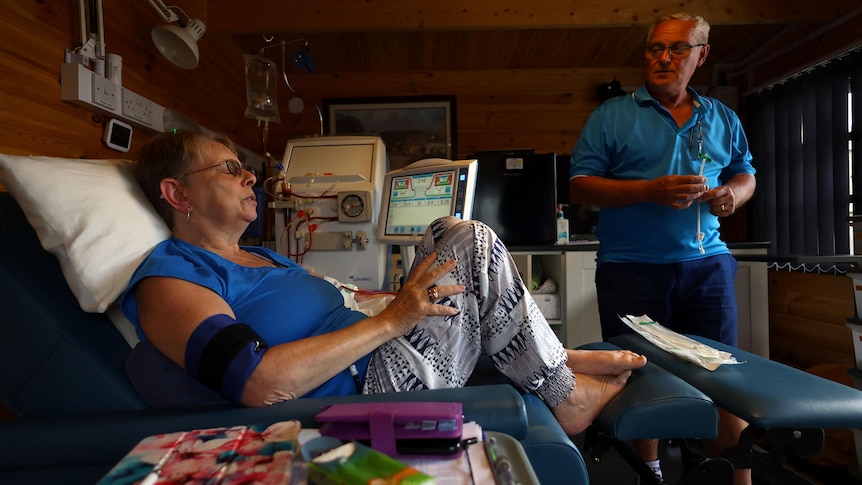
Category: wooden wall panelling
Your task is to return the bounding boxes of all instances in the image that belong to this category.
[262,67,644,159]
[768,270,856,369]
[207,0,862,33]
[0,1,261,161]
[741,13,862,93]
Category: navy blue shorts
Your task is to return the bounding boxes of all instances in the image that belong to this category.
[594,253,738,346]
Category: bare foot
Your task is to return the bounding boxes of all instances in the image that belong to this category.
[565,349,647,375]
[551,371,631,435]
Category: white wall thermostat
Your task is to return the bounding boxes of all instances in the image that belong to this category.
[103,118,133,152]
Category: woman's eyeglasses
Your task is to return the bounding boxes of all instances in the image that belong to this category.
[180,160,255,178]
[645,43,705,59]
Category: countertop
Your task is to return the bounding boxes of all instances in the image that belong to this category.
[732,253,862,265]
[508,240,862,267]
[509,241,771,253]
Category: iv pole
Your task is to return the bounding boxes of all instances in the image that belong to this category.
[260,37,324,136]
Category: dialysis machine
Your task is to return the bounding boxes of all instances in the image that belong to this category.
[269,136,388,290]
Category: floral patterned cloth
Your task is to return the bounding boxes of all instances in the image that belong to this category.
[98,420,303,484]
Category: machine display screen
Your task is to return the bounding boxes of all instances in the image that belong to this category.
[377,160,477,246]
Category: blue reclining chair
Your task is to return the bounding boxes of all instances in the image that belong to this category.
[0,191,587,484]
[0,190,726,484]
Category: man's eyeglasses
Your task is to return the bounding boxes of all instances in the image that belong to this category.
[180,160,255,179]
[645,43,705,59]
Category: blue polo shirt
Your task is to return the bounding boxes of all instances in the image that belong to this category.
[570,85,755,265]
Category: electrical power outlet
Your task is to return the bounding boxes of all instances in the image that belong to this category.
[61,63,166,132]
[122,88,154,126]
[92,74,119,111]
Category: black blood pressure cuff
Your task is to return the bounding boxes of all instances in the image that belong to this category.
[185,313,269,404]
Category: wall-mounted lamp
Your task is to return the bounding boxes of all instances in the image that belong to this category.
[148,0,206,69]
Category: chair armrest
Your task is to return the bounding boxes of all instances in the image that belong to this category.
[0,385,527,472]
[520,393,589,485]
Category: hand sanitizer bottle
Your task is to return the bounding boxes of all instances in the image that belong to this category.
[556,204,569,245]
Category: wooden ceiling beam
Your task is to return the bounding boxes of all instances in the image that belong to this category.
[205,0,861,34]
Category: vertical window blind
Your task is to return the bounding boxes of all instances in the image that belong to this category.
[748,50,861,257]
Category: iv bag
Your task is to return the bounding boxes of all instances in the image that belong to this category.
[244,54,281,123]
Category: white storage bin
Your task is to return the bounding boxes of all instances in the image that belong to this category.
[846,321,862,371]
[847,272,862,319]
[533,293,561,320]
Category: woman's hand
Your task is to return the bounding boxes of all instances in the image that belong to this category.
[375,252,464,335]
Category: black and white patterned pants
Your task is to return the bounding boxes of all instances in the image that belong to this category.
[363,217,575,407]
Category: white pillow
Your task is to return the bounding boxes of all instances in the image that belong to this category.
[0,155,170,319]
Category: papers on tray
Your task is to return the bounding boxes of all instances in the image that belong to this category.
[620,314,742,371]
[299,421,499,485]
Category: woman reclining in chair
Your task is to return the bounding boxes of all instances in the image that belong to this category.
[121,131,647,435]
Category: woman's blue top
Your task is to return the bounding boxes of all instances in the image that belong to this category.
[121,237,370,398]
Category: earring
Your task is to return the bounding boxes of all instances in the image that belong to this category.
[186,207,192,223]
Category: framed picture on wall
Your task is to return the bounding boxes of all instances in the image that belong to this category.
[323,95,456,170]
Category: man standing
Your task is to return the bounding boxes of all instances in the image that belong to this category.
[570,12,756,485]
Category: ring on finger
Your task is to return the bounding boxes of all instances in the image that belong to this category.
[427,287,440,302]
